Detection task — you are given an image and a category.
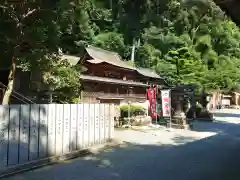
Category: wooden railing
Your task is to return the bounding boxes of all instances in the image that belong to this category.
[82,91,146,99]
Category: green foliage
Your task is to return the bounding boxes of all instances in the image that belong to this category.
[0,0,82,103]
[42,56,82,103]
[2,0,240,103]
[120,105,146,117]
[93,32,127,57]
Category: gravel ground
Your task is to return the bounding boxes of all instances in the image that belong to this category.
[3,111,240,180]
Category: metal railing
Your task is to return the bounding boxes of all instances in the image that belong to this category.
[0,82,36,104]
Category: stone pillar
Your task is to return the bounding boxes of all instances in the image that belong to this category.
[235,93,239,108]
[172,93,187,128]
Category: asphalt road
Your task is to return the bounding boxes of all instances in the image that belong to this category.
[3,112,240,180]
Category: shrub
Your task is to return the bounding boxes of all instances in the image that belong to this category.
[120,105,146,117]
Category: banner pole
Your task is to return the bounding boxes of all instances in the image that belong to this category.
[169,89,172,129]
[156,86,158,125]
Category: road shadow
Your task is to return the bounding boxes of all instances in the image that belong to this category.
[191,109,240,135]
[213,113,240,118]
[211,109,240,118]
[4,121,240,180]
[191,120,240,134]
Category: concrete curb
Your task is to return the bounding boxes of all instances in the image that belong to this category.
[0,139,123,179]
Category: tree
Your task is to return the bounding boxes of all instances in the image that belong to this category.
[92,32,127,58]
[59,0,95,55]
[42,57,82,103]
[0,0,81,104]
[2,0,239,104]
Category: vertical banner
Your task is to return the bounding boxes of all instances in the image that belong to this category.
[161,90,171,117]
[146,87,157,119]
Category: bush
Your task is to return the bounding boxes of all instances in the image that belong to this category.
[120,105,146,118]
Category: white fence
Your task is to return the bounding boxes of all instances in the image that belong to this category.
[0,103,114,171]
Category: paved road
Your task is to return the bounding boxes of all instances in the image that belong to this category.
[3,113,240,180]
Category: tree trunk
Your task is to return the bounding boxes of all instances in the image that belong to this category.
[2,58,17,105]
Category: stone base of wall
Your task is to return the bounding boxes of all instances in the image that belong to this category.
[131,116,152,126]
[116,116,151,127]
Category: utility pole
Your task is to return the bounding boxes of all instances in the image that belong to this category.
[131,38,136,62]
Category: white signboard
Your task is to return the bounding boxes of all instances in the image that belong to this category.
[222,99,230,106]
[161,90,171,117]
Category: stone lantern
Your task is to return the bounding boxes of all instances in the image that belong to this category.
[170,85,196,129]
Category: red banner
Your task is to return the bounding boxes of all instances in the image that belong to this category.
[147,87,157,119]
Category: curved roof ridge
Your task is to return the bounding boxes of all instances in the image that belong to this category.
[87,45,119,56]
[136,67,162,79]
[86,45,136,70]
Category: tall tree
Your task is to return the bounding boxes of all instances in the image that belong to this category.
[0,0,82,104]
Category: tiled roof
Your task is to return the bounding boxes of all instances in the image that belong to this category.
[85,45,136,70]
[61,46,163,80]
[85,45,163,79]
[136,68,162,79]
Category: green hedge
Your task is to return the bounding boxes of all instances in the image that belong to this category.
[120,105,146,117]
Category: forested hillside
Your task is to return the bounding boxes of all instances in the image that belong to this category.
[62,0,240,92]
[1,0,240,103]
